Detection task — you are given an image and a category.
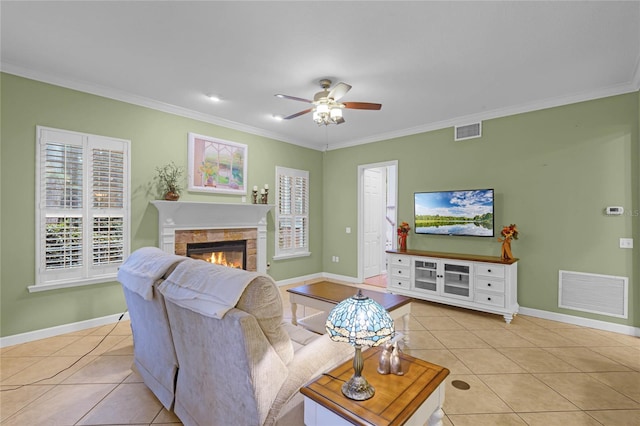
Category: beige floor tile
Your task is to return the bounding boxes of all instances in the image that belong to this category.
[52,334,129,357]
[442,374,512,414]
[405,349,473,375]
[63,355,134,384]
[77,382,163,425]
[588,371,640,402]
[1,383,117,425]
[403,330,446,350]
[471,329,536,348]
[479,373,578,412]
[431,330,491,349]
[591,329,640,347]
[517,411,602,425]
[103,335,134,356]
[404,315,428,331]
[535,372,640,410]
[498,347,579,373]
[553,328,629,347]
[450,349,526,374]
[504,315,546,330]
[522,316,583,329]
[0,384,53,421]
[448,313,508,330]
[2,335,81,357]
[152,408,182,423]
[0,356,41,381]
[2,355,96,385]
[590,345,640,370]
[586,409,640,425]
[415,316,465,331]
[410,301,456,317]
[447,413,526,425]
[545,347,632,372]
[123,370,144,383]
[513,329,581,347]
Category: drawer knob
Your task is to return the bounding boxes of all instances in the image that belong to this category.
[487,283,492,287]
[488,269,492,273]
[487,297,492,301]
[398,270,402,274]
[398,259,403,263]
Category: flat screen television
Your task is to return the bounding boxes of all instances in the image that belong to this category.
[414,189,494,237]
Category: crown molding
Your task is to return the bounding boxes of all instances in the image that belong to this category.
[327,81,639,151]
[0,63,321,151]
[3,63,637,154]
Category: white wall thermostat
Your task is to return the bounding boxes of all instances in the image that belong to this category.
[605,206,624,215]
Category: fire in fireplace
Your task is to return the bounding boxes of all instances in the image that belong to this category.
[186,240,247,270]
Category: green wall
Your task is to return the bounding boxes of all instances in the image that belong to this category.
[1,72,638,337]
[323,93,639,327]
[0,73,324,337]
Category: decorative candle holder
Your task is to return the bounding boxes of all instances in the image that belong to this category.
[252,189,258,204]
[261,188,269,204]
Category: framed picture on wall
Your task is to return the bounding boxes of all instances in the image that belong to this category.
[187,132,248,194]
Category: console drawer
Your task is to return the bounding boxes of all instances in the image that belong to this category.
[389,278,410,290]
[390,255,410,267]
[390,266,410,279]
[474,292,505,307]
[475,277,505,293]
[476,264,505,278]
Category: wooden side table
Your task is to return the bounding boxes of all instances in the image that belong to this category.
[301,346,450,426]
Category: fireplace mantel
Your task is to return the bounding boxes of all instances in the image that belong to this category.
[151,201,273,273]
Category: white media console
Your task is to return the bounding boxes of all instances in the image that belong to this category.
[386,249,519,323]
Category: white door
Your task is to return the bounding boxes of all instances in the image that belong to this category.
[363,168,385,278]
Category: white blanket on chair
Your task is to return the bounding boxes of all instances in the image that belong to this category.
[117,247,186,300]
[158,258,261,319]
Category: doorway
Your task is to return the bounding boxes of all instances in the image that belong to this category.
[357,161,398,285]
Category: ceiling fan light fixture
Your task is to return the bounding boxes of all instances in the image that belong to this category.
[316,103,329,114]
[330,107,343,120]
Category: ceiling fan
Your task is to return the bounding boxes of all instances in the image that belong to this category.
[275,79,382,125]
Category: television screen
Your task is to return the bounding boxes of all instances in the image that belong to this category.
[414,189,494,237]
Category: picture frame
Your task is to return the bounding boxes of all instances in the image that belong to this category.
[187,132,248,194]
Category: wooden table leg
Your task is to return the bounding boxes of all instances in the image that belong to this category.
[291,301,298,326]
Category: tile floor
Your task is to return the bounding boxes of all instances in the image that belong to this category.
[1,282,638,425]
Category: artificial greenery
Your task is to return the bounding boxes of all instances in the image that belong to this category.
[155,162,185,195]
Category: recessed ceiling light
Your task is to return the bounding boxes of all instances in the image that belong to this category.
[272,114,284,121]
[207,94,221,102]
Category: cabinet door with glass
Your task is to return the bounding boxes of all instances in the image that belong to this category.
[442,260,473,300]
[412,257,439,294]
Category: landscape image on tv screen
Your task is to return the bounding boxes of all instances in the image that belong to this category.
[414,189,494,237]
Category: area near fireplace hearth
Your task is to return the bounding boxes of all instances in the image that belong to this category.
[151,201,273,273]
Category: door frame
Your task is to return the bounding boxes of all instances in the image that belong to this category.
[357,160,398,283]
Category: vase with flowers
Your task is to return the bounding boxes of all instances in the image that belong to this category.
[498,224,518,260]
[397,221,411,251]
[155,162,184,201]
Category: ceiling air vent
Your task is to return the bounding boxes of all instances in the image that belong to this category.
[454,122,482,141]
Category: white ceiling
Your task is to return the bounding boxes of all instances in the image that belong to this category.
[2,1,639,151]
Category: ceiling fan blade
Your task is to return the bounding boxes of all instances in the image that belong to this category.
[328,82,352,101]
[342,102,382,110]
[275,94,313,103]
[283,108,313,120]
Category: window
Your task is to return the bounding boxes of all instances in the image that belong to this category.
[274,166,310,259]
[31,126,130,291]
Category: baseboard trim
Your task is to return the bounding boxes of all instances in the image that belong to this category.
[0,311,130,348]
[275,273,324,287]
[519,306,639,337]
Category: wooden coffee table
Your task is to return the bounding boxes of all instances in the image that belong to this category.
[301,346,449,425]
[287,281,412,336]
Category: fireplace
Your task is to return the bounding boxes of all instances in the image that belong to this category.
[150,201,273,273]
[187,240,247,270]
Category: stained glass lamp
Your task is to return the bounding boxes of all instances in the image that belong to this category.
[325,289,395,400]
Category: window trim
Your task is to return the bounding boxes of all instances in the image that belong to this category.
[30,126,131,292]
[274,166,310,260]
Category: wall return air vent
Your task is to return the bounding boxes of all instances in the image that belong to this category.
[454,122,482,141]
[558,270,628,318]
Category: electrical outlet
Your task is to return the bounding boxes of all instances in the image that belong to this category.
[345,227,351,234]
[335,256,339,263]
[619,238,633,249]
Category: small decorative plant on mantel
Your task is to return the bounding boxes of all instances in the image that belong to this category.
[155,162,185,201]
